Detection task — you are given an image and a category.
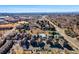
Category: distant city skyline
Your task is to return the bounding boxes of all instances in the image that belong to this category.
[0,5,79,13]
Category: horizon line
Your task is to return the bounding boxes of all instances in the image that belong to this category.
[0,11,79,13]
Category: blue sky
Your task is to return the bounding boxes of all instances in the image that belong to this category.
[0,5,79,13]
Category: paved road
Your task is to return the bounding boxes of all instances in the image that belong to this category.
[1,16,79,51]
[43,16,79,49]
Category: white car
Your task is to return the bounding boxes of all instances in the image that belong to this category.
[38,33,47,39]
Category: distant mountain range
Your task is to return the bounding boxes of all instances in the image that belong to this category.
[0,12,79,16]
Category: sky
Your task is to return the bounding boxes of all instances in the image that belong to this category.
[0,5,79,13]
